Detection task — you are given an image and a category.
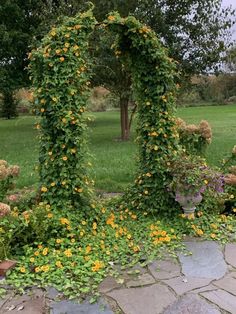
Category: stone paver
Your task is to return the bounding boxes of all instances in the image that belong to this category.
[213,273,236,296]
[163,294,221,314]
[179,241,227,279]
[201,289,236,314]
[148,259,181,280]
[107,284,176,314]
[191,284,218,294]
[126,273,155,288]
[225,243,236,268]
[99,276,123,293]
[0,296,45,314]
[163,276,212,295]
[50,299,114,314]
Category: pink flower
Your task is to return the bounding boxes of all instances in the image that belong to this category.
[0,203,10,217]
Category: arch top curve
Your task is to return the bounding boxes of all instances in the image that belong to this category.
[29,9,179,213]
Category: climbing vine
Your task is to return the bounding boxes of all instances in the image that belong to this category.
[29,8,179,213]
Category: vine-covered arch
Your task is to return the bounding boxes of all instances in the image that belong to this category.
[29,8,179,213]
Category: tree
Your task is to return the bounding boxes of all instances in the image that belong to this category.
[0,0,44,118]
[90,0,235,140]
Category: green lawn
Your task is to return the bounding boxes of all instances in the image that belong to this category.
[0,105,235,192]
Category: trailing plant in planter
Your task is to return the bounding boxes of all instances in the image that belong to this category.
[169,153,224,216]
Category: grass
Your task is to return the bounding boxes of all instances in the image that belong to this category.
[0,104,235,192]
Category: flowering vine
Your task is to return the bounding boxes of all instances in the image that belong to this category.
[29,9,179,213]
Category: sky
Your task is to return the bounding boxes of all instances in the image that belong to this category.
[222,0,236,41]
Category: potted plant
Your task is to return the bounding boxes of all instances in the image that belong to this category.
[168,153,224,216]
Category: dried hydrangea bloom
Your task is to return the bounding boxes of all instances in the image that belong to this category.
[0,165,8,180]
[0,160,8,167]
[199,120,212,142]
[185,124,199,134]
[224,174,236,186]
[0,202,11,217]
[8,165,20,177]
[232,145,236,156]
[175,118,186,129]
[229,166,236,175]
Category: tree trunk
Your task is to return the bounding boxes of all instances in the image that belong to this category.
[120,96,130,141]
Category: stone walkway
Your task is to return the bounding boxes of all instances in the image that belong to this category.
[1,240,236,314]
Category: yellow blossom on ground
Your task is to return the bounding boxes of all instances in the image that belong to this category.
[62,156,68,161]
[34,251,40,257]
[60,57,65,62]
[35,267,40,273]
[85,245,92,254]
[30,257,35,263]
[196,229,204,236]
[20,267,26,273]
[92,260,104,272]
[41,265,50,272]
[71,238,75,243]
[64,249,72,257]
[47,213,53,218]
[56,239,62,244]
[71,148,76,154]
[56,261,63,268]
[51,182,56,187]
[211,233,216,239]
[60,218,70,225]
[42,248,48,256]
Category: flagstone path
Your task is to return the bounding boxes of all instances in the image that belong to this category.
[1,240,236,314]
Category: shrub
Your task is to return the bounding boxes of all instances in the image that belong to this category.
[0,160,20,201]
[176,118,212,156]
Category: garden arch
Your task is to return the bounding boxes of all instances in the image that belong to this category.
[29,9,179,213]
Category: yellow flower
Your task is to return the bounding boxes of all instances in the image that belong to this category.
[74,24,81,30]
[92,222,97,230]
[56,261,63,268]
[42,248,48,256]
[150,131,158,137]
[146,172,152,177]
[211,233,216,239]
[210,223,218,230]
[56,239,62,244]
[62,156,68,161]
[92,260,104,272]
[64,249,72,257]
[153,145,158,151]
[62,181,66,186]
[65,33,70,38]
[60,217,69,225]
[77,188,83,193]
[60,57,65,62]
[48,151,53,156]
[196,229,204,236]
[233,208,236,213]
[41,265,50,272]
[71,238,75,243]
[30,257,35,263]
[161,95,167,102]
[51,182,56,187]
[71,148,76,154]
[80,231,84,237]
[38,244,43,249]
[64,42,70,48]
[20,267,26,273]
[41,186,48,193]
[204,180,208,185]
[101,207,106,214]
[161,231,167,236]
[50,30,56,37]
[144,190,149,195]
[47,213,53,218]
[40,108,45,113]
[35,267,40,273]
[81,220,87,225]
[63,47,68,53]
[85,245,92,254]
[230,194,235,199]
[108,15,115,21]
[55,49,61,55]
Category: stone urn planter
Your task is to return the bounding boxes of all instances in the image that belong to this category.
[175,192,203,217]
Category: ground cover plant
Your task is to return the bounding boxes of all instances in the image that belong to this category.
[1,7,236,302]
